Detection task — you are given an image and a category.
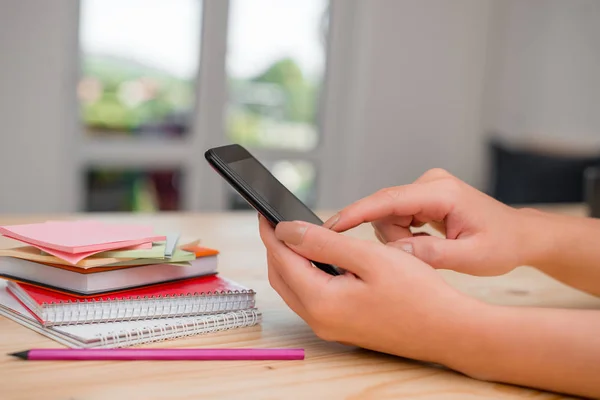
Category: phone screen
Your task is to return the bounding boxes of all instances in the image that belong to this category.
[207,144,343,276]
[228,157,323,224]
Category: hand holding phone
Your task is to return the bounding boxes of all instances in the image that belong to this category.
[205,144,343,276]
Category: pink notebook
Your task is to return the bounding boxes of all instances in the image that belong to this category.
[0,220,165,264]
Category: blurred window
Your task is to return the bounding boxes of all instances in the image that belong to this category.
[79,0,201,138]
[77,0,330,212]
[226,0,328,208]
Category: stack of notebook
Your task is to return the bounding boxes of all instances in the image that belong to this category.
[0,220,261,348]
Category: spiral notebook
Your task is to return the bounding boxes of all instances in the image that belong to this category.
[0,282,261,348]
[6,275,256,326]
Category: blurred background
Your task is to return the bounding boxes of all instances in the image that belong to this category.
[1,0,599,214]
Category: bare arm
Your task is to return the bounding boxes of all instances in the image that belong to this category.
[449,303,600,398]
[521,208,600,297]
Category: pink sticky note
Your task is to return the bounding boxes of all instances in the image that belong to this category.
[0,220,165,255]
[5,236,158,265]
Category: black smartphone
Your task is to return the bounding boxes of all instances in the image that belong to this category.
[205,144,343,276]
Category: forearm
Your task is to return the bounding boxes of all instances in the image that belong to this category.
[446,303,600,398]
[519,208,600,296]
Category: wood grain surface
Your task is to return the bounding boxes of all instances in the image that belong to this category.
[1,207,598,399]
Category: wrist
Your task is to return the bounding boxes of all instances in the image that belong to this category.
[437,299,508,377]
[430,295,496,370]
[514,207,561,270]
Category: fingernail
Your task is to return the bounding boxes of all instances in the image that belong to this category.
[275,221,308,245]
[323,213,340,229]
[398,242,414,254]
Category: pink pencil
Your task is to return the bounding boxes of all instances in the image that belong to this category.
[10,348,305,361]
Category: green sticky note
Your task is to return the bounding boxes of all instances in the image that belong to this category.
[105,248,196,267]
[94,242,166,259]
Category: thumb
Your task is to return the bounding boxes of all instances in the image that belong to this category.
[275,221,382,279]
[388,236,475,273]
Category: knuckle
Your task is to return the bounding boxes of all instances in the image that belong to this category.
[438,178,462,202]
[378,187,401,202]
[429,168,451,177]
[420,168,452,182]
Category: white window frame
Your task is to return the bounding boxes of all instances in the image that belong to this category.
[65,0,359,212]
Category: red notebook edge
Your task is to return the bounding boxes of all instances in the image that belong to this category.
[5,287,46,325]
[7,274,255,304]
[0,272,220,298]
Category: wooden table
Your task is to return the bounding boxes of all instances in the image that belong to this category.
[1,208,600,399]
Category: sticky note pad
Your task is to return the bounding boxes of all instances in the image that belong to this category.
[0,220,164,253]
[0,220,166,264]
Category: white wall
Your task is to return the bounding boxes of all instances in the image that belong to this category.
[0,1,78,213]
[338,0,492,203]
[484,0,600,151]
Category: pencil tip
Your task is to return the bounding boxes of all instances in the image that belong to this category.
[9,351,28,360]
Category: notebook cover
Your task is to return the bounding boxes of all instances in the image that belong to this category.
[12,274,250,304]
[7,291,45,325]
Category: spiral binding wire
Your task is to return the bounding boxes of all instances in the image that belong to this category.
[8,283,256,326]
[96,308,261,348]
